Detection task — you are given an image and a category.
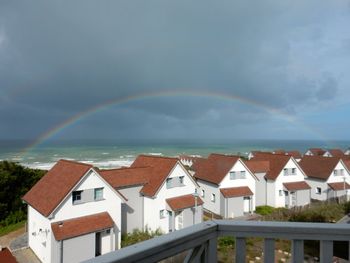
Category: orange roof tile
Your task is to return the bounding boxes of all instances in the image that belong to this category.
[244,160,270,173]
[328,149,344,158]
[285,151,302,159]
[131,155,179,197]
[299,156,340,180]
[99,167,151,188]
[283,181,311,191]
[51,212,113,241]
[307,148,326,156]
[220,186,253,198]
[166,194,203,211]
[193,153,240,184]
[22,159,92,217]
[328,182,350,191]
[0,248,17,263]
[251,153,291,180]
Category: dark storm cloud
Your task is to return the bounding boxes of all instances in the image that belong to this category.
[0,0,349,139]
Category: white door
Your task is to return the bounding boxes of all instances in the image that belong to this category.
[291,192,296,206]
[243,197,250,213]
[175,211,183,230]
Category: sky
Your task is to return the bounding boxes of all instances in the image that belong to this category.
[1,0,350,143]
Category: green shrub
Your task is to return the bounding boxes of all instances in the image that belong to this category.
[218,236,235,249]
[342,201,350,214]
[255,206,275,215]
[121,228,162,247]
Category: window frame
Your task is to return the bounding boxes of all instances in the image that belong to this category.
[201,189,205,198]
[316,187,322,194]
[94,187,104,201]
[72,190,82,204]
[211,193,216,203]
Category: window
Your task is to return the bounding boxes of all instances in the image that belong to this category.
[316,187,321,194]
[160,209,166,218]
[334,170,338,176]
[201,189,205,198]
[230,171,246,180]
[283,168,288,176]
[179,176,184,185]
[279,190,283,196]
[94,188,104,201]
[291,168,296,175]
[211,194,216,203]
[72,191,82,204]
[340,169,345,176]
[166,178,173,189]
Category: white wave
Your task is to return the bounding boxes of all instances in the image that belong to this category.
[22,162,56,170]
[148,152,163,156]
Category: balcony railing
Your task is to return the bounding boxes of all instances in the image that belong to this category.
[84,220,350,263]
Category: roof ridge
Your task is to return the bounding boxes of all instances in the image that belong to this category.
[100,166,151,172]
[138,154,179,160]
[58,159,93,167]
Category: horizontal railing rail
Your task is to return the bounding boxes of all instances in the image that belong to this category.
[83,220,350,263]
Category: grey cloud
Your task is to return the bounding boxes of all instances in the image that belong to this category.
[316,76,338,101]
[0,0,349,140]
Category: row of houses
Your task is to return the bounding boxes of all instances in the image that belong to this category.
[23,151,350,262]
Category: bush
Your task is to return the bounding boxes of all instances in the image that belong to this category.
[121,228,162,247]
[218,236,235,249]
[255,206,275,215]
[343,201,350,214]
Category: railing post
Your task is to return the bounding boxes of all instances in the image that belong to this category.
[264,238,275,263]
[207,237,217,263]
[320,240,333,263]
[292,239,304,263]
[235,237,246,263]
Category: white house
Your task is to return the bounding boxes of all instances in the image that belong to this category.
[193,153,257,219]
[22,160,126,263]
[304,148,326,157]
[99,155,203,234]
[322,149,345,158]
[247,153,311,208]
[299,156,350,201]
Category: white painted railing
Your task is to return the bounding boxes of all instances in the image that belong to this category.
[83,220,350,263]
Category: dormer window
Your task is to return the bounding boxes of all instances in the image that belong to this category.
[94,188,104,201]
[72,191,82,204]
[179,176,184,185]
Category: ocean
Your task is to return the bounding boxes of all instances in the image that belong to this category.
[1,139,349,170]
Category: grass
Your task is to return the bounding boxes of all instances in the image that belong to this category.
[0,220,26,237]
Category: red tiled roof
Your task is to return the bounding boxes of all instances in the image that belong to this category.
[131,155,179,197]
[299,156,340,180]
[244,160,270,173]
[0,248,17,263]
[283,181,311,191]
[166,194,204,211]
[22,159,92,217]
[285,151,302,159]
[328,149,344,158]
[99,167,151,188]
[51,212,113,241]
[251,153,291,180]
[307,148,326,156]
[328,182,350,191]
[220,186,253,198]
[194,154,240,184]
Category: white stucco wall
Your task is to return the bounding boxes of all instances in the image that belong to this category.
[254,173,267,206]
[143,163,198,233]
[197,159,256,217]
[51,169,122,250]
[306,161,350,201]
[273,158,306,207]
[27,206,53,263]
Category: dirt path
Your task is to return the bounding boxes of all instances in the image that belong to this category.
[0,226,25,248]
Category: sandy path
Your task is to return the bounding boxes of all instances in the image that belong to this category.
[0,226,25,248]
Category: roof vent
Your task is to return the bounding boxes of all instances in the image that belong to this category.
[58,222,63,227]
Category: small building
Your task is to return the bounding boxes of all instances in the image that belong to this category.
[100,155,203,234]
[304,148,326,156]
[22,160,125,263]
[247,153,311,208]
[299,156,350,201]
[193,153,257,218]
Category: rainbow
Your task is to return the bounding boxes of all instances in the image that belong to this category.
[21,89,328,154]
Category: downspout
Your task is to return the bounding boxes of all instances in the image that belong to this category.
[60,240,63,263]
[265,177,267,206]
[141,195,144,231]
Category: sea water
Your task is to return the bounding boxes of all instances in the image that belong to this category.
[0,139,349,170]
